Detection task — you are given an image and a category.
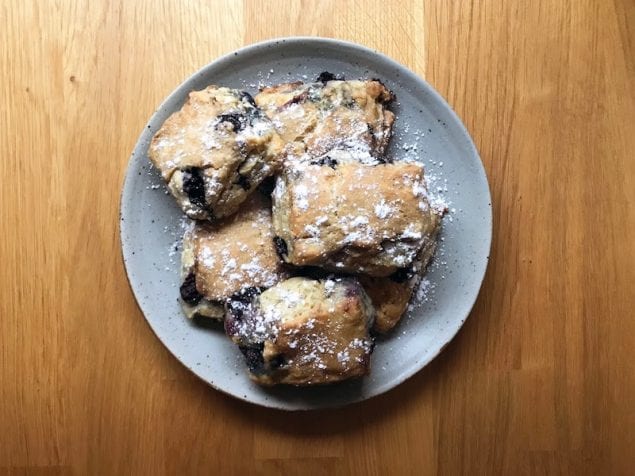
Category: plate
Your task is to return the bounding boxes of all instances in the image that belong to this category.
[120,37,491,410]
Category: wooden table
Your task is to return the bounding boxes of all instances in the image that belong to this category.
[2,1,634,474]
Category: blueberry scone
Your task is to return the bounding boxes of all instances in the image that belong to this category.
[255,73,395,160]
[224,277,375,385]
[271,155,442,277]
[149,86,285,220]
[179,193,287,319]
[359,234,439,333]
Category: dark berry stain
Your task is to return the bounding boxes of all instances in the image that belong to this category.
[269,353,287,369]
[180,271,202,305]
[217,113,247,132]
[232,286,262,304]
[239,344,266,375]
[309,156,338,169]
[239,91,256,107]
[223,313,237,336]
[344,283,361,298]
[182,167,206,207]
[226,299,247,319]
[236,174,250,191]
[273,236,288,258]
[389,267,415,283]
[316,71,344,83]
[226,287,261,320]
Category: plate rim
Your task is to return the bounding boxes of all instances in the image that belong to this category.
[119,36,492,410]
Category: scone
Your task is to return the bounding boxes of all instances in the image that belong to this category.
[225,277,376,386]
[255,74,395,160]
[271,156,441,277]
[360,233,439,333]
[149,86,285,220]
[179,193,287,319]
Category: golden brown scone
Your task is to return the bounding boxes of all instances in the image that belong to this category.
[179,193,287,319]
[255,74,395,160]
[149,86,285,220]
[360,233,439,333]
[271,155,441,277]
[224,277,376,386]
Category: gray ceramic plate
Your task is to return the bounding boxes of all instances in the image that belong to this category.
[120,37,491,410]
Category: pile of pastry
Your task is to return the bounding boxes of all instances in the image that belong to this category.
[149,72,443,386]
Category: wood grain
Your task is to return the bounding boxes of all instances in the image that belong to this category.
[1,0,634,474]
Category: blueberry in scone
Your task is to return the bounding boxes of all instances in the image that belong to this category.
[255,75,395,160]
[149,86,285,220]
[271,154,442,277]
[359,232,440,333]
[224,276,376,386]
[180,193,287,319]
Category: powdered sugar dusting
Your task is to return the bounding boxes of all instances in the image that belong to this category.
[374,200,393,219]
[294,183,310,211]
[323,279,336,295]
[199,246,216,268]
[407,277,436,313]
[401,224,422,240]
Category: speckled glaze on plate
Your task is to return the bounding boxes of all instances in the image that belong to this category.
[120,37,491,410]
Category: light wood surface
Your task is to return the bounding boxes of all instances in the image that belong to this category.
[2,1,634,474]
